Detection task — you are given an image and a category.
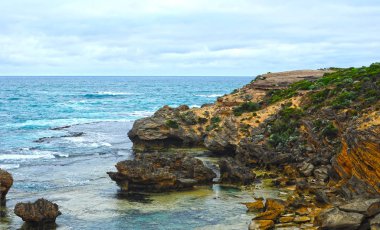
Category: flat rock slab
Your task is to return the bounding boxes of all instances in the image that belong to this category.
[339,198,380,217]
[316,207,365,230]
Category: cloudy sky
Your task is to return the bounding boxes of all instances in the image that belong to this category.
[1,0,380,76]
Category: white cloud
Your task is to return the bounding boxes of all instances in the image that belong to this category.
[0,0,379,75]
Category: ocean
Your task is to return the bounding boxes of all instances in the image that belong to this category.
[0,76,281,229]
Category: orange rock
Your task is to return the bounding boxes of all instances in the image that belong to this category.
[265,198,286,212]
[249,220,274,230]
[253,210,281,221]
[279,216,294,223]
[295,207,310,216]
[244,200,265,212]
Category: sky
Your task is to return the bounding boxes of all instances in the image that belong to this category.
[0,0,380,76]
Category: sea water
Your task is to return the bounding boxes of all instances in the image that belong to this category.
[0,76,281,229]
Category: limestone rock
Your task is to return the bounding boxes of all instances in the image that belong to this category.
[315,207,365,230]
[244,200,265,212]
[14,198,61,224]
[108,153,216,192]
[339,198,380,217]
[0,169,13,205]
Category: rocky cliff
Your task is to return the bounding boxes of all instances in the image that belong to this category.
[128,64,380,199]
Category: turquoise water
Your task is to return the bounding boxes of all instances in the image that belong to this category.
[0,76,285,229]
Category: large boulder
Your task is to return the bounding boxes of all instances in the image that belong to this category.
[107,153,216,192]
[339,198,380,217]
[128,106,204,152]
[315,207,365,230]
[218,158,255,185]
[14,198,61,224]
[0,169,13,205]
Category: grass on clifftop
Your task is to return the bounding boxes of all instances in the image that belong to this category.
[263,63,380,111]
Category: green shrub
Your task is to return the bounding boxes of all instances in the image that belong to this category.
[198,117,208,124]
[211,116,221,124]
[266,106,304,148]
[165,120,179,129]
[233,102,261,116]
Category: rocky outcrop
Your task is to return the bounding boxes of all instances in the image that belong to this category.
[125,64,380,229]
[14,199,61,224]
[128,70,331,154]
[107,153,216,192]
[0,169,13,205]
[128,105,205,152]
[330,117,380,198]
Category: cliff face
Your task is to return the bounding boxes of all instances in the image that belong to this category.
[128,64,380,198]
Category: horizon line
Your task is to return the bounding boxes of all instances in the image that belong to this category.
[0,75,253,77]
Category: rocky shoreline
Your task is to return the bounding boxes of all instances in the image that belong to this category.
[1,64,379,229]
[119,64,380,229]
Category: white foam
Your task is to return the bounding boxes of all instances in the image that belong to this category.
[0,154,55,160]
[0,164,20,170]
[196,94,223,98]
[96,91,135,96]
[190,105,201,108]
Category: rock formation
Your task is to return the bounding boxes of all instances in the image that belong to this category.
[0,169,13,205]
[108,153,216,192]
[14,198,61,225]
[124,63,380,229]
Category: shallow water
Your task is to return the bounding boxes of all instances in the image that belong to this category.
[0,76,287,229]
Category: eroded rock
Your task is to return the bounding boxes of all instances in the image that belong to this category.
[0,169,13,205]
[14,199,61,224]
[315,207,365,230]
[108,153,216,192]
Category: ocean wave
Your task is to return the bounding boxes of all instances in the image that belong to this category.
[83,91,135,99]
[196,94,223,98]
[0,153,55,160]
[189,105,201,108]
[0,164,20,170]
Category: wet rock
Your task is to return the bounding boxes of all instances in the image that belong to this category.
[315,207,365,230]
[0,169,13,205]
[339,198,380,217]
[218,158,255,185]
[107,153,216,192]
[248,219,274,230]
[295,207,310,216]
[244,199,265,212]
[14,199,61,224]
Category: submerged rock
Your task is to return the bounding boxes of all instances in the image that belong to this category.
[107,153,216,192]
[14,199,61,224]
[0,169,13,205]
